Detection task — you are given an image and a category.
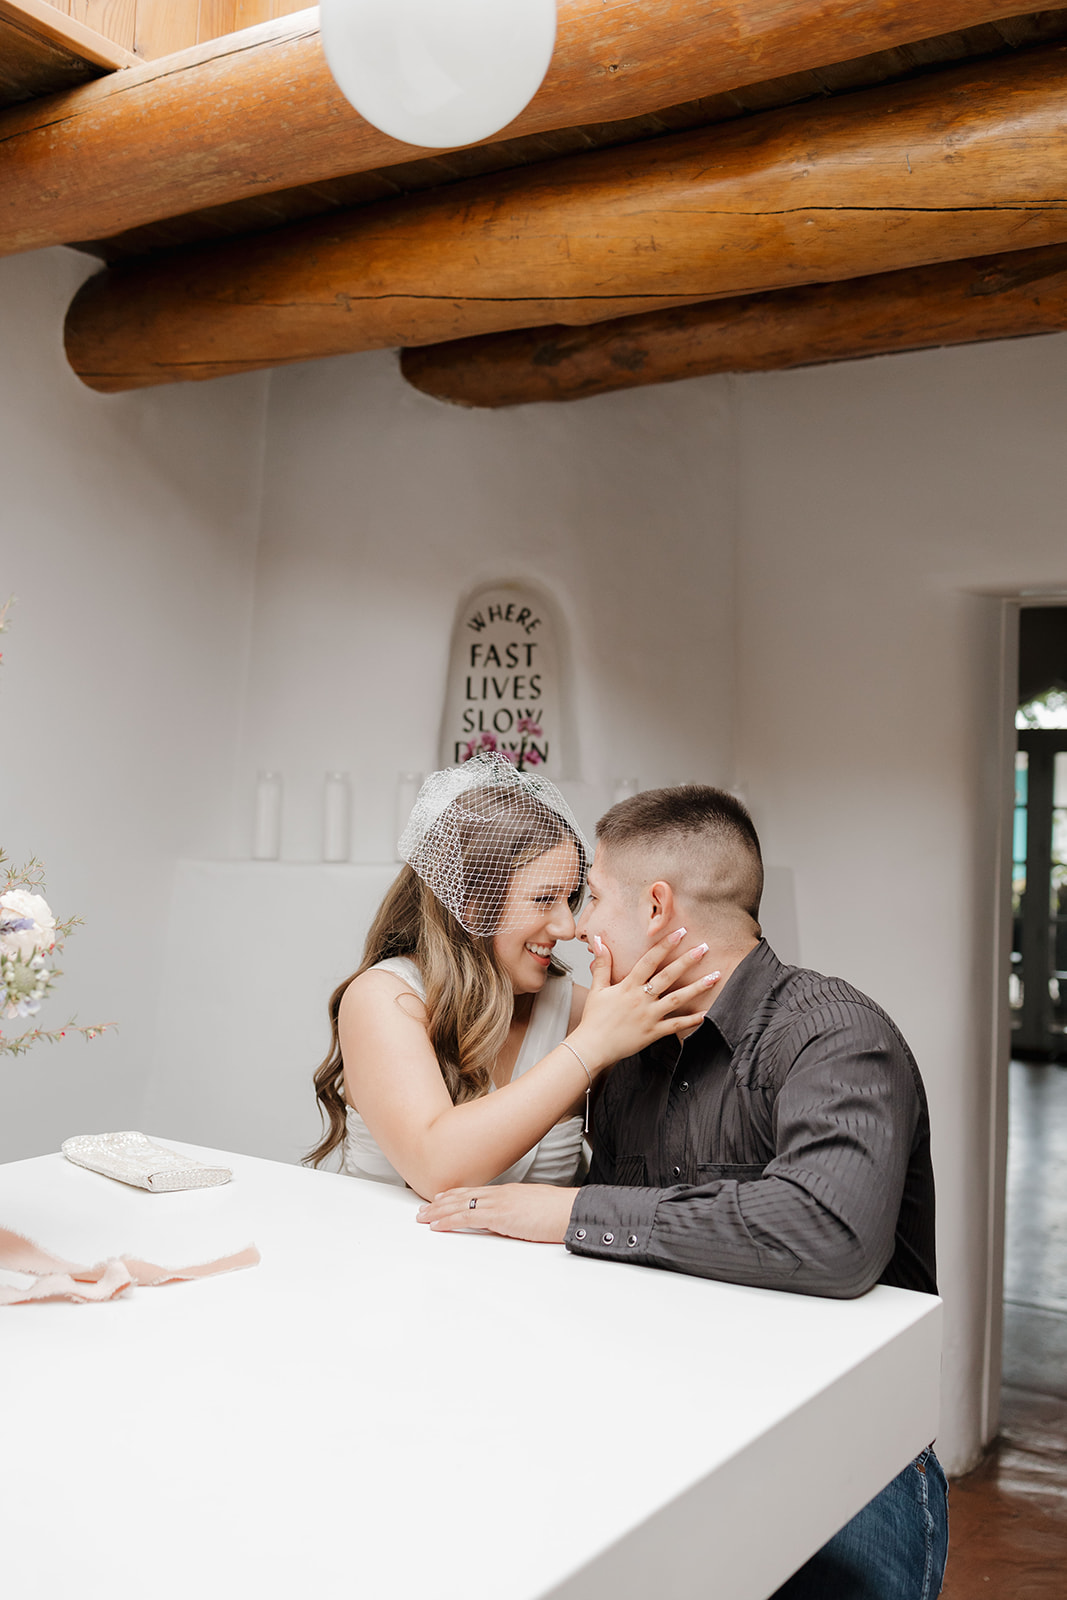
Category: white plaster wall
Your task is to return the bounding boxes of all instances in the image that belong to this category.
[144,860,399,1163]
[0,248,269,1161]
[731,332,1067,1474]
[237,350,737,860]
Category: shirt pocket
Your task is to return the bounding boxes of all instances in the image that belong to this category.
[615,1154,648,1185]
[695,1162,767,1184]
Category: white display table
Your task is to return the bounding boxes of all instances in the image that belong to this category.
[0,1142,941,1600]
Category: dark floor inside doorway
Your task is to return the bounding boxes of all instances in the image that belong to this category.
[941,1062,1067,1598]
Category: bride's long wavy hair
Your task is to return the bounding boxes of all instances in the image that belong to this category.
[305,785,586,1169]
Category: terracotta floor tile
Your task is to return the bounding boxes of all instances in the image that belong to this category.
[942,1392,1067,1597]
[942,1063,1067,1598]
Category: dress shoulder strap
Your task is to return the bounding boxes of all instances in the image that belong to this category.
[368,955,427,1001]
[512,974,574,1080]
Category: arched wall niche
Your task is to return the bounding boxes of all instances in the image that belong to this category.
[437,579,578,780]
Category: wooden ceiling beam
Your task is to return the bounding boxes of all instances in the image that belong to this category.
[64,45,1067,392]
[0,0,1052,258]
[399,244,1067,405]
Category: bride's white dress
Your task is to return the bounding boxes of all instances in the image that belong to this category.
[342,956,585,1188]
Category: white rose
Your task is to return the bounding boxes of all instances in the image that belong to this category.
[0,889,57,961]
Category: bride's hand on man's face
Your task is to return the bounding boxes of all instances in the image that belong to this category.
[417,1184,578,1242]
[572,928,720,1069]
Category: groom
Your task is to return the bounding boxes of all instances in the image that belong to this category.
[418,784,947,1599]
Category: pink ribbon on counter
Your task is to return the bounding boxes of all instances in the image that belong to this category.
[0,1226,260,1305]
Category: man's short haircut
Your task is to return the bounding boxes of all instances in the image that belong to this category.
[596,786,763,926]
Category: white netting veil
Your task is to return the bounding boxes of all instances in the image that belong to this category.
[397,754,589,936]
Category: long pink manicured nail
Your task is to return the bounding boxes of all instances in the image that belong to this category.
[594,935,604,953]
[688,943,709,958]
[704,971,721,985]
[671,927,687,943]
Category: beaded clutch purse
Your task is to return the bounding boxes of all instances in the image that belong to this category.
[61,1132,232,1192]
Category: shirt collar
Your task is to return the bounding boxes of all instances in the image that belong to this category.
[645,939,785,1067]
[701,938,786,1052]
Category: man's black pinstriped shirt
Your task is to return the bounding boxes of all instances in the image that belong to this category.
[566,939,937,1299]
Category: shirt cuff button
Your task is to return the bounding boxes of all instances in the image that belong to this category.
[627,1234,638,1247]
[602,1232,614,1244]
[574,1228,586,1241]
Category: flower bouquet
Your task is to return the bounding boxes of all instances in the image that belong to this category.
[0,855,111,1057]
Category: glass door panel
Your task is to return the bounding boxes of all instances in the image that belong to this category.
[1051,751,1067,1037]
[1015,732,1067,1055]
[1011,752,1028,1018]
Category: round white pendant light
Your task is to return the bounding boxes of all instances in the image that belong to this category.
[320,0,557,150]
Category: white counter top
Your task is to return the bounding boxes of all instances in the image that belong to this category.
[0,1141,941,1600]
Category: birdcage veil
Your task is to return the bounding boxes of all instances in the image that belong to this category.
[397,753,588,935]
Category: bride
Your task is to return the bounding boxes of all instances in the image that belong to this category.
[307,755,713,1198]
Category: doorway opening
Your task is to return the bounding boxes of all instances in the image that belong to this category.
[1002,605,1067,1408]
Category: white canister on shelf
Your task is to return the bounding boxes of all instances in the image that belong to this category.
[252,772,283,861]
[395,772,423,861]
[323,772,352,863]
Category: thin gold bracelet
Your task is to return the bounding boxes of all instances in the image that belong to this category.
[561,1040,593,1133]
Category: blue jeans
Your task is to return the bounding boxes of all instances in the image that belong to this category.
[771,1449,949,1599]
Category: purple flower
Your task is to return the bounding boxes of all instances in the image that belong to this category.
[516,717,543,737]
[479,732,498,752]
[459,739,478,762]
[523,747,544,767]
